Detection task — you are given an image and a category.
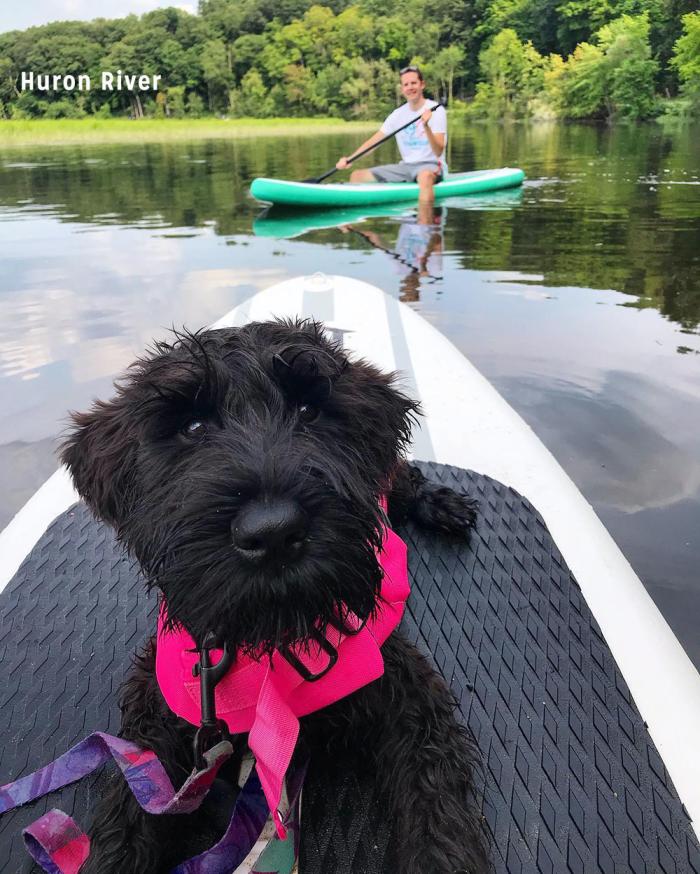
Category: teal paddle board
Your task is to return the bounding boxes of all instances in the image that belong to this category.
[250,168,525,208]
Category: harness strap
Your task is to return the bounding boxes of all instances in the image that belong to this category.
[248,759,306,874]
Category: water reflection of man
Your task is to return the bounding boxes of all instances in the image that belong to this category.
[341,203,444,302]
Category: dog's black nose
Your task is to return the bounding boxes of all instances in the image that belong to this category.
[232,498,309,560]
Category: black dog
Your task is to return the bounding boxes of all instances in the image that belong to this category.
[61,319,490,874]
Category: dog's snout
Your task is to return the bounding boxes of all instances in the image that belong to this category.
[232,498,309,560]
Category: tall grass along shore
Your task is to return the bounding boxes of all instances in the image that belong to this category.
[0,118,379,147]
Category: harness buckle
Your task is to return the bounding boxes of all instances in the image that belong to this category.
[192,632,233,770]
[280,630,338,682]
[327,612,368,637]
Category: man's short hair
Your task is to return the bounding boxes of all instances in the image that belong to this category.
[399,65,424,81]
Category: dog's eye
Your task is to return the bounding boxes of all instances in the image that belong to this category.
[182,419,206,437]
[298,403,319,424]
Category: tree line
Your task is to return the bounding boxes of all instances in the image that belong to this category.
[0,0,698,122]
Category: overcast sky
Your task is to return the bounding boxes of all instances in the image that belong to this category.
[0,1,198,34]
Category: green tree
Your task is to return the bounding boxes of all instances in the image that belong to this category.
[282,62,323,113]
[231,33,267,82]
[100,38,144,115]
[374,15,420,64]
[333,6,375,58]
[158,38,203,89]
[166,84,187,116]
[0,57,17,106]
[471,28,546,117]
[187,91,205,115]
[335,56,396,116]
[230,67,274,115]
[654,0,698,94]
[201,38,233,111]
[547,41,606,115]
[599,14,658,117]
[671,12,700,107]
[429,45,466,103]
[551,13,658,118]
[10,91,49,118]
[44,98,86,118]
[555,0,613,56]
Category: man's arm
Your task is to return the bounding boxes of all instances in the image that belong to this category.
[336,129,386,170]
[420,108,445,157]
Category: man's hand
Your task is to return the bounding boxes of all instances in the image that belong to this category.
[336,156,351,170]
[420,107,445,157]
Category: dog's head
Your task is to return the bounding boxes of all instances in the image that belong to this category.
[61,319,418,654]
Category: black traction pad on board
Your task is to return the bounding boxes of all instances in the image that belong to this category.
[1,463,698,873]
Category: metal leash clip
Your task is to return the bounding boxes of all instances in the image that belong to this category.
[192,632,234,770]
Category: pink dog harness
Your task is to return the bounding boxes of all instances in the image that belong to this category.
[156,512,410,838]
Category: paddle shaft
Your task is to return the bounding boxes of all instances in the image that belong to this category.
[305,103,443,184]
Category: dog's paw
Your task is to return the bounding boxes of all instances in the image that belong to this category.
[413,482,477,537]
[388,463,478,538]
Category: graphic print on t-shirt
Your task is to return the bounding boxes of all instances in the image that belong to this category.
[400,120,424,149]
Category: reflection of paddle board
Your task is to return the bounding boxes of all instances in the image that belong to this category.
[250,168,525,207]
[253,187,522,239]
[1,274,699,873]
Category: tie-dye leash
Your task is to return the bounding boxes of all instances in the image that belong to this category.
[0,730,304,874]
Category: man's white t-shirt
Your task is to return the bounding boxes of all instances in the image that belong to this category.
[381,99,448,175]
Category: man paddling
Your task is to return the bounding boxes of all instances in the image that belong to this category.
[336,66,447,203]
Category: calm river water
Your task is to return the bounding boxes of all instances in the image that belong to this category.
[1,120,699,666]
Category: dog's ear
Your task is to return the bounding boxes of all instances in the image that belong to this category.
[340,362,420,471]
[59,397,138,529]
[373,372,420,454]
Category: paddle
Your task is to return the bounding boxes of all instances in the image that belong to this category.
[302,103,443,185]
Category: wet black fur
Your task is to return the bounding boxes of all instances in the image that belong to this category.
[60,319,490,873]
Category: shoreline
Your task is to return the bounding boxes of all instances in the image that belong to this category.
[0,114,692,150]
[0,117,380,147]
